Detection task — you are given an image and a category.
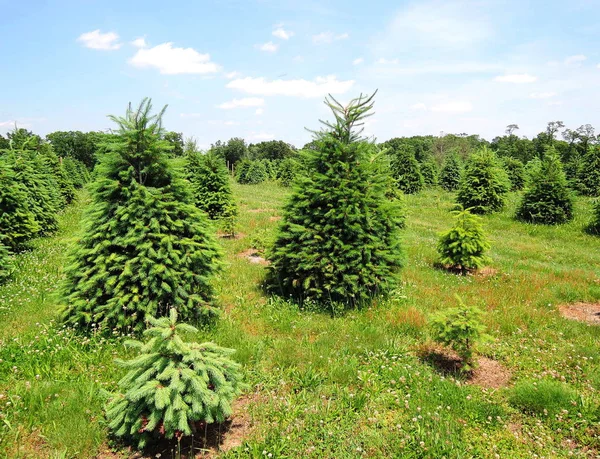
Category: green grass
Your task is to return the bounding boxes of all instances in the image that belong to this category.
[1,184,599,458]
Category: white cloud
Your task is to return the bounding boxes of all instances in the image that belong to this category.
[529,92,556,99]
[0,120,15,127]
[225,71,242,79]
[494,74,537,83]
[273,27,293,40]
[131,37,147,48]
[410,103,428,110]
[129,42,220,74]
[226,75,354,98]
[312,31,349,44]
[352,57,364,65]
[257,41,278,52]
[430,101,473,113]
[565,54,586,66]
[255,108,264,115]
[77,29,121,50]
[217,97,265,109]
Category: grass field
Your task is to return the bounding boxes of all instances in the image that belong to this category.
[1,182,599,458]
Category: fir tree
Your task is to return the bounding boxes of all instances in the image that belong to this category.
[578,147,600,196]
[516,149,574,225]
[186,150,236,220]
[105,309,244,450]
[237,160,268,184]
[564,153,584,193]
[0,159,39,250]
[4,149,60,235]
[437,207,491,274]
[439,152,462,191]
[502,157,525,191]
[266,92,404,310]
[60,99,222,334]
[390,146,424,194]
[234,158,251,183]
[420,156,439,187]
[456,148,510,214]
[585,200,600,235]
[277,157,299,187]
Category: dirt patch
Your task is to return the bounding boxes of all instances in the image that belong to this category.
[559,302,600,325]
[125,394,257,458]
[418,346,511,388]
[434,263,498,277]
[474,267,499,278]
[468,357,511,389]
[218,231,246,240]
[268,216,281,222]
[237,249,269,266]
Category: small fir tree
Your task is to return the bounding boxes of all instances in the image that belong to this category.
[502,157,525,191]
[238,160,268,184]
[430,297,490,372]
[220,202,238,238]
[60,99,222,334]
[516,150,574,225]
[267,92,405,310]
[439,152,462,191]
[234,158,251,183]
[420,156,439,187]
[456,147,510,214]
[437,207,491,274]
[578,147,600,196]
[186,150,237,220]
[390,146,424,194]
[0,159,39,250]
[105,309,244,450]
[277,157,299,187]
[585,200,600,235]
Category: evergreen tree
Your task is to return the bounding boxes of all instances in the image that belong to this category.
[437,207,491,274]
[420,156,439,187]
[456,148,510,214]
[0,159,39,250]
[234,158,251,183]
[60,99,222,334]
[63,157,90,188]
[277,157,299,187]
[186,150,236,220]
[4,149,61,235]
[502,157,525,191]
[267,92,404,310]
[578,147,600,196]
[240,160,268,184]
[564,153,585,193]
[585,200,600,235]
[439,152,462,191]
[516,149,574,225]
[105,309,244,449]
[390,146,424,194]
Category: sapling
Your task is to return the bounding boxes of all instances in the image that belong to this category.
[437,206,491,274]
[430,297,490,372]
[105,308,245,450]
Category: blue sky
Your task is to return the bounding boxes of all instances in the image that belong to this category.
[1,0,599,148]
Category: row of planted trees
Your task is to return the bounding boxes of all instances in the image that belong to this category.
[0,131,89,283]
[9,93,599,453]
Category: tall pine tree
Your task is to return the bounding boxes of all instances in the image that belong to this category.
[420,156,439,187]
[105,309,244,449]
[516,149,574,225]
[578,147,600,196]
[61,99,222,334]
[266,92,404,310]
[186,150,236,220]
[457,147,510,214]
